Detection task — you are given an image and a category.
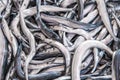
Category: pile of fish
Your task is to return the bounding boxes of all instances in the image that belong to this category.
[0,0,120,80]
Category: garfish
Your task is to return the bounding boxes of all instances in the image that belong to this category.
[96,0,118,41]
[72,40,113,80]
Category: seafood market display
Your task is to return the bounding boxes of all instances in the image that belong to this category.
[0,0,120,80]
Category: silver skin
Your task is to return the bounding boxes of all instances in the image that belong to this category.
[96,0,117,41]
[72,40,113,80]
[0,27,7,80]
[19,8,36,80]
[2,18,18,56]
